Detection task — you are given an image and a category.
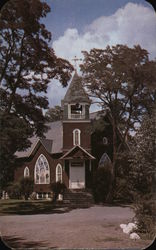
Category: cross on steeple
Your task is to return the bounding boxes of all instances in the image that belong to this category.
[72,56,82,71]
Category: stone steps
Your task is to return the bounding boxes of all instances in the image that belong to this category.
[61,189,94,208]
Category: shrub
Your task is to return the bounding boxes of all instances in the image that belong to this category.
[19,177,34,200]
[113,177,133,203]
[134,194,156,239]
[7,182,21,199]
[93,164,112,203]
[51,182,66,202]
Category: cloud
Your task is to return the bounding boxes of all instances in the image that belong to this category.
[48,3,156,108]
[53,3,156,62]
[47,79,68,107]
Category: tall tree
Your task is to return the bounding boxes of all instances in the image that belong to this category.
[129,109,156,195]
[0,0,73,188]
[129,109,156,237]
[45,105,62,122]
[80,45,156,200]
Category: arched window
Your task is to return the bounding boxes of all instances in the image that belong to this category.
[56,164,62,183]
[34,154,50,184]
[98,153,111,168]
[24,166,30,178]
[73,129,81,146]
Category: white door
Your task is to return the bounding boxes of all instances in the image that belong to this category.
[69,165,85,189]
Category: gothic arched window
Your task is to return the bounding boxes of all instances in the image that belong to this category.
[24,166,30,178]
[56,164,62,183]
[34,154,50,184]
[73,129,81,146]
[98,153,111,168]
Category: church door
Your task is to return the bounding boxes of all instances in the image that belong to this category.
[69,161,85,189]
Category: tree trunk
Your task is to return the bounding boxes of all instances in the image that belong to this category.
[106,118,117,203]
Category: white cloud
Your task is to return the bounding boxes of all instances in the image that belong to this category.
[47,79,68,107]
[53,3,156,62]
[48,2,156,108]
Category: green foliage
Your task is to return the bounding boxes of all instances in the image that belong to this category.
[113,177,133,203]
[81,45,156,200]
[81,45,155,135]
[7,182,21,199]
[129,110,156,238]
[45,106,62,122]
[51,182,66,202]
[0,0,73,188]
[129,112,156,195]
[134,194,156,239]
[19,177,34,200]
[93,164,113,203]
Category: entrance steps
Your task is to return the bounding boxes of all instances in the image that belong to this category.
[62,189,94,208]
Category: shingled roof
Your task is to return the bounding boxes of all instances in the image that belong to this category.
[63,71,90,104]
[15,112,100,158]
[15,121,63,158]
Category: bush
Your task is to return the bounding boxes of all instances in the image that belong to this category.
[51,182,66,202]
[7,182,21,199]
[93,164,112,203]
[19,177,34,200]
[113,177,133,203]
[134,194,156,239]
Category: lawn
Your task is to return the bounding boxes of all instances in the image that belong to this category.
[0,199,69,215]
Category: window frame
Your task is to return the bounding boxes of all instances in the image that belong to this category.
[73,129,81,146]
[34,154,50,184]
[24,166,30,178]
[56,164,63,183]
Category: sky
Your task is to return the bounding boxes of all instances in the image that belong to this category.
[42,0,156,110]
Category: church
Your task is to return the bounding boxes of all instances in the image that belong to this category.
[14,71,125,199]
[15,72,96,198]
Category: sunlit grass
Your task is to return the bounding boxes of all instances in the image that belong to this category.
[0,199,58,215]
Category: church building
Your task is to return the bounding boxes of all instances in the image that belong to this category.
[15,72,96,198]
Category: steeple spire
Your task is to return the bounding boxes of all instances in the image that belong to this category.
[63,72,90,104]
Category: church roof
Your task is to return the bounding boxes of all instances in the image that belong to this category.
[15,121,63,158]
[63,72,90,104]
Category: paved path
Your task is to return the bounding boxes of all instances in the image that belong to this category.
[0,205,151,249]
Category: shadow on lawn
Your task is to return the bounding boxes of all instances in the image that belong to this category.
[1,236,57,249]
[0,200,73,215]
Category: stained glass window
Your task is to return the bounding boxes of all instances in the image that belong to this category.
[24,167,30,178]
[34,154,50,184]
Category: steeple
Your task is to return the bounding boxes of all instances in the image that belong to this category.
[62,72,91,121]
[63,72,90,104]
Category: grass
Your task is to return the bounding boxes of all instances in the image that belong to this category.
[0,199,71,215]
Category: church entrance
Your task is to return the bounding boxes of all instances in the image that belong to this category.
[69,161,85,189]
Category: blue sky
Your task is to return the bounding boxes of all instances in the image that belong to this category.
[45,0,151,41]
[42,0,156,109]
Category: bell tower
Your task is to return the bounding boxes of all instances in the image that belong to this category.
[61,71,91,153]
[61,71,95,189]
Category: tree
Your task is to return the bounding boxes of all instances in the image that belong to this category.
[0,0,73,189]
[129,110,156,238]
[93,163,113,203]
[45,105,62,122]
[129,112,156,196]
[80,45,156,200]
[19,177,34,200]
